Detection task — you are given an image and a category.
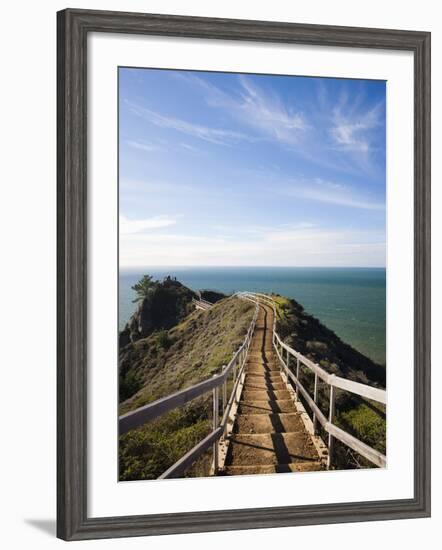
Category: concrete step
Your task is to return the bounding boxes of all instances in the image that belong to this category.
[241,389,292,401]
[246,358,277,366]
[248,346,275,352]
[246,361,280,372]
[234,413,304,434]
[246,363,279,374]
[226,432,320,466]
[247,352,276,360]
[247,351,278,364]
[243,379,285,391]
[244,372,283,383]
[245,371,282,382]
[246,358,278,366]
[237,399,296,415]
[249,345,274,353]
[223,462,323,476]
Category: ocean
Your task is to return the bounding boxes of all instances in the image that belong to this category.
[119,267,386,366]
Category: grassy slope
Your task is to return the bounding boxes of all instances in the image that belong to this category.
[120,292,386,479]
[119,297,254,480]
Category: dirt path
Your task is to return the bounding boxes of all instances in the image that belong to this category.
[223,304,324,475]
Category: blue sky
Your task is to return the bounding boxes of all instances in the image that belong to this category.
[119,68,386,268]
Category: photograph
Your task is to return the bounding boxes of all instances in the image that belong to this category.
[117,67,387,481]
[0,0,434,545]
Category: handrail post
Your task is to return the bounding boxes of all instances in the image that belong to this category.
[313,372,318,434]
[327,378,336,469]
[296,357,300,400]
[212,381,219,474]
[222,365,227,414]
[286,348,290,378]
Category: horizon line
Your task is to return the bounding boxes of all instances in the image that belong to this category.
[119,265,386,271]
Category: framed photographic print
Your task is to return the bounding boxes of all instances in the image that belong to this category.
[57,8,431,541]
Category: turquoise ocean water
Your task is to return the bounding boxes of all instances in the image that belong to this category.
[119,267,386,365]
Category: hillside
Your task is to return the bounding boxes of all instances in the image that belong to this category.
[118,282,255,481]
[118,278,386,480]
[119,296,255,413]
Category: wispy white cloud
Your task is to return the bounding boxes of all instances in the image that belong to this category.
[126,100,252,145]
[126,139,203,156]
[120,179,197,194]
[235,75,307,142]
[126,139,162,153]
[118,71,386,269]
[177,73,386,176]
[120,224,385,268]
[330,98,384,154]
[180,142,200,153]
[119,214,177,235]
[212,221,316,236]
[279,178,385,210]
[178,73,307,147]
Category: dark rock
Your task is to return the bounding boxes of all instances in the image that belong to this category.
[120,278,197,344]
[307,340,329,354]
[199,289,226,303]
[119,327,131,348]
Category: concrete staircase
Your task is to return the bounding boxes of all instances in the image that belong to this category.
[223,305,323,476]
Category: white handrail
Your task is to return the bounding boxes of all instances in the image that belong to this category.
[192,298,212,310]
[237,291,387,468]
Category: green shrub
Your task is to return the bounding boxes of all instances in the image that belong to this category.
[337,403,386,454]
[156,330,172,350]
[131,275,157,302]
[119,407,211,480]
[119,370,143,402]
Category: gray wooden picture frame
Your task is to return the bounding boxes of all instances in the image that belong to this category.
[57,8,431,541]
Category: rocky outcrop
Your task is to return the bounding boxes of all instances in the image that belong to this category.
[119,278,197,348]
[199,289,226,304]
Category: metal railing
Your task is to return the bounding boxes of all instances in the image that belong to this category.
[238,292,387,468]
[119,300,259,478]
